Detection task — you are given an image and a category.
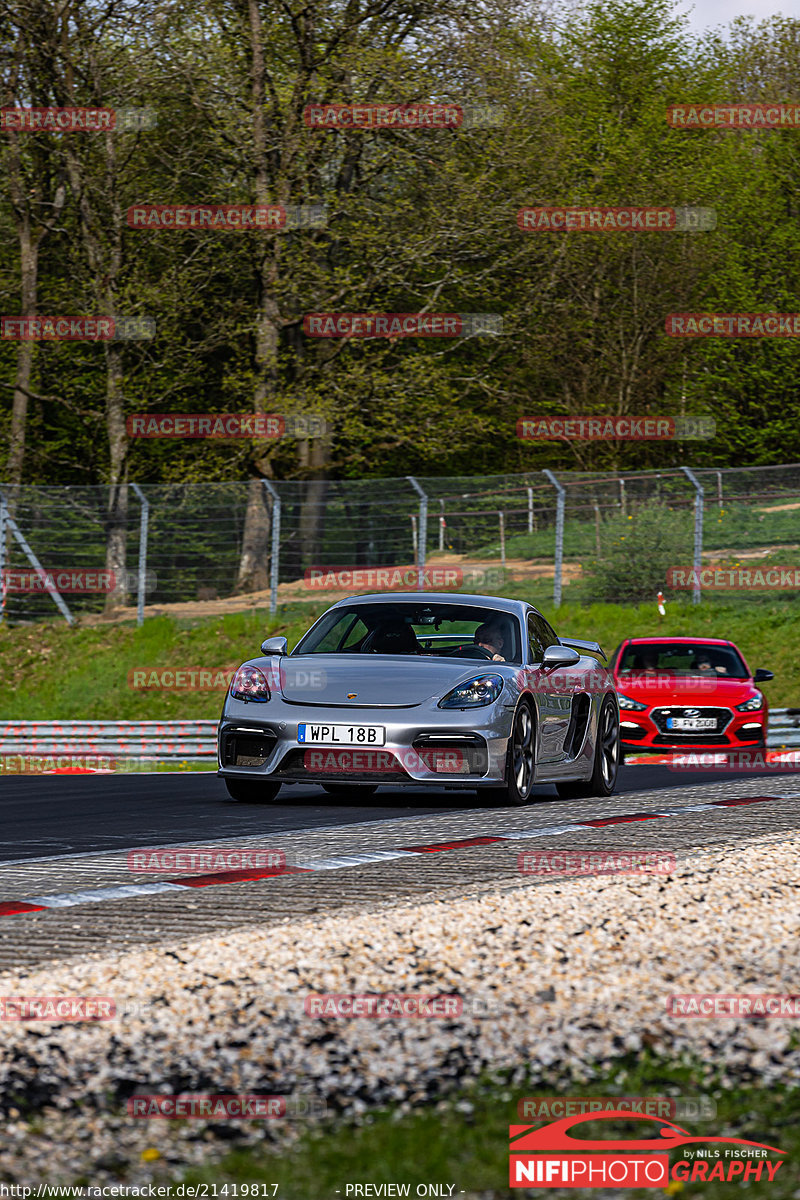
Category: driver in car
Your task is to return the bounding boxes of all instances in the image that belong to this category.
[474,621,506,661]
[695,652,728,675]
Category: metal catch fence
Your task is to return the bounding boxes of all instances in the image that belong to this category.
[2,462,800,623]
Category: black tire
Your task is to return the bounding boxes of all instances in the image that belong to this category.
[224,778,282,803]
[556,695,620,799]
[484,700,536,806]
[321,784,379,797]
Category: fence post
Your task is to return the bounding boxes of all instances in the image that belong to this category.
[527,486,534,534]
[262,480,281,616]
[0,491,6,625]
[407,477,427,590]
[542,469,564,608]
[681,466,704,605]
[439,499,445,551]
[130,484,149,628]
[619,477,627,516]
[716,470,723,510]
[1,506,74,625]
[498,511,506,567]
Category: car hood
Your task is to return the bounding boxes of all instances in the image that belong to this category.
[614,673,756,704]
[263,653,507,708]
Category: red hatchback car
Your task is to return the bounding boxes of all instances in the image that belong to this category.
[610,637,773,756]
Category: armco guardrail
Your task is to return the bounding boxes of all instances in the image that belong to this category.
[0,712,797,766]
[766,709,800,748]
[0,721,218,763]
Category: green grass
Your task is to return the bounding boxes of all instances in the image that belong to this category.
[0,602,329,720]
[1,588,798,719]
[165,1055,800,1199]
[475,500,800,563]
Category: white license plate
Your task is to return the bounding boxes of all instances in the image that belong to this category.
[297,723,386,746]
[667,717,717,730]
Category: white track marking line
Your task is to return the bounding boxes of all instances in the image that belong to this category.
[497,824,587,840]
[653,805,717,816]
[29,882,187,908]
[299,851,418,871]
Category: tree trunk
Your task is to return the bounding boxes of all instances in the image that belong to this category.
[238,480,272,594]
[236,0,293,594]
[6,225,38,501]
[104,340,129,610]
[296,434,331,570]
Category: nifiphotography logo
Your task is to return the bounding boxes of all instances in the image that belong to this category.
[508,1111,785,1188]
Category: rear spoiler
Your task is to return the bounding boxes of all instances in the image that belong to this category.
[559,636,607,662]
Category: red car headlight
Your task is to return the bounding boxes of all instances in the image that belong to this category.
[736,691,764,712]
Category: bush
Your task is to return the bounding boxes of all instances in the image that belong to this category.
[586,505,694,603]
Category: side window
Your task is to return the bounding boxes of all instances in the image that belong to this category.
[312,615,366,652]
[531,614,559,652]
[527,614,544,663]
[340,617,368,651]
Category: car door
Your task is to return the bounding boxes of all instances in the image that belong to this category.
[526,611,572,763]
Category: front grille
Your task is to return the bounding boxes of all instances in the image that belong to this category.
[412,733,488,775]
[652,733,731,746]
[650,706,732,735]
[276,747,406,782]
[221,729,278,767]
[277,734,489,780]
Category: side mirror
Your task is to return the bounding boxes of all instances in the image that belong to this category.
[754,668,773,682]
[261,636,288,656]
[541,644,581,669]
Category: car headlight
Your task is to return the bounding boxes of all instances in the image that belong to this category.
[618,693,647,711]
[736,691,764,712]
[230,665,271,703]
[439,674,504,709]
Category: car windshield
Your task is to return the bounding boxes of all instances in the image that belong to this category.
[618,642,748,679]
[294,602,523,663]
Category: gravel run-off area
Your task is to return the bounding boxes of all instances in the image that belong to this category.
[0,832,798,1184]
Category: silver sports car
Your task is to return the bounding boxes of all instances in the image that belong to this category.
[217,592,619,805]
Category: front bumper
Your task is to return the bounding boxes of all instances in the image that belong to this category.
[217,697,513,788]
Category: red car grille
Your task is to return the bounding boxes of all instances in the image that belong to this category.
[650,706,733,735]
